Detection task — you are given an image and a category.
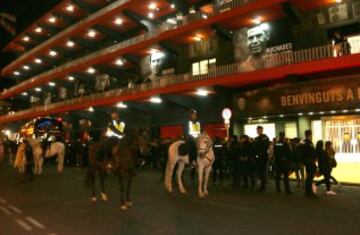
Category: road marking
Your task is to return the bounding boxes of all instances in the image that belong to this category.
[25,216,46,229]
[15,219,33,232]
[0,205,13,215]
[8,205,23,214]
[0,197,7,204]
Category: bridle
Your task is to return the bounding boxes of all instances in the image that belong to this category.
[197,135,213,165]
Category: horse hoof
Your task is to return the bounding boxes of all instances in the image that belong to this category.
[204,191,209,196]
[120,204,128,210]
[126,201,133,207]
[180,189,187,194]
[198,193,205,198]
[101,193,109,202]
[91,197,97,203]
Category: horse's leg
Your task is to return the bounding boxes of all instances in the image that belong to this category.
[38,155,44,175]
[203,165,212,196]
[198,162,205,198]
[177,161,186,194]
[99,170,109,201]
[57,150,65,173]
[164,157,177,193]
[118,173,127,210]
[90,167,97,202]
[125,173,133,207]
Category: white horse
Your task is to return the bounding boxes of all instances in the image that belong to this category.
[164,133,215,198]
[15,138,65,175]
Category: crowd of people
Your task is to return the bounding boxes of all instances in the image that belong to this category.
[0,122,340,198]
[132,126,340,198]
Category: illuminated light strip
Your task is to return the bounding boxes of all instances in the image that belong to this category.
[25,216,46,229]
[0,197,7,204]
[0,206,13,215]
[8,205,23,214]
[15,219,33,232]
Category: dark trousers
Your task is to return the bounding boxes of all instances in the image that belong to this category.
[256,159,268,189]
[305,164,316,196]
[212,159,224,184]
[316,170,331,191]
[274,165,290,193]
[24,163,33,181]
[231,159,240,186]
[188,138,197,164]
[239,161,255,188]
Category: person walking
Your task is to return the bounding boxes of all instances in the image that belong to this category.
[273,132,293,194]
[315,141,337,195]
[325,141,339,186]
[253,126,270,191]
[298,130,318,198]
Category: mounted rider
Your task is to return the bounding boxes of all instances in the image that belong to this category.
[96,112,125,168]
[34,117,63,155]
[185,109,201,166]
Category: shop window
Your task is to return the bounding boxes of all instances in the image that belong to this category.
[325,119,360,159]
[285,122,297,138]
[192,58,216,76]
[311,120,323,145]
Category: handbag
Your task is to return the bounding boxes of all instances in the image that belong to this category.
[330,157,337,168]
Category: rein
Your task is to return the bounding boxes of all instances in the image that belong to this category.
[198,135,213,167]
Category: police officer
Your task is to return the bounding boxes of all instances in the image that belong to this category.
[253,126,270,191]
[185,109,201,166]
[212,136,225,185]
[106,112,125,139]
[298,130,318,198]
[227,135,241,187]
[239,135,255,189]
[273,132,292,194]
[96,112,125,166]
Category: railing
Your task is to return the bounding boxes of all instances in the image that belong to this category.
[1,0,258,96]
[3,39,360,123]
[213,0,257,14]
[2,0,131,75]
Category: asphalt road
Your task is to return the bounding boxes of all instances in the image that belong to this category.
[1,161,360,235]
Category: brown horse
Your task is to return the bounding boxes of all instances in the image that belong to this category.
[86,129,149,210]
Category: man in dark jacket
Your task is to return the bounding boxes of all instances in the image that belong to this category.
[212,136,225,185]
[298,130,318,198]
[253,126,270,191]
[239,135,255,189]
[228,135,241,187]
[273,132,292,194]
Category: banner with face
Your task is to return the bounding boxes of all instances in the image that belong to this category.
[233,20,293,72]
[95,74,110,92]
[140,51,165,81]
